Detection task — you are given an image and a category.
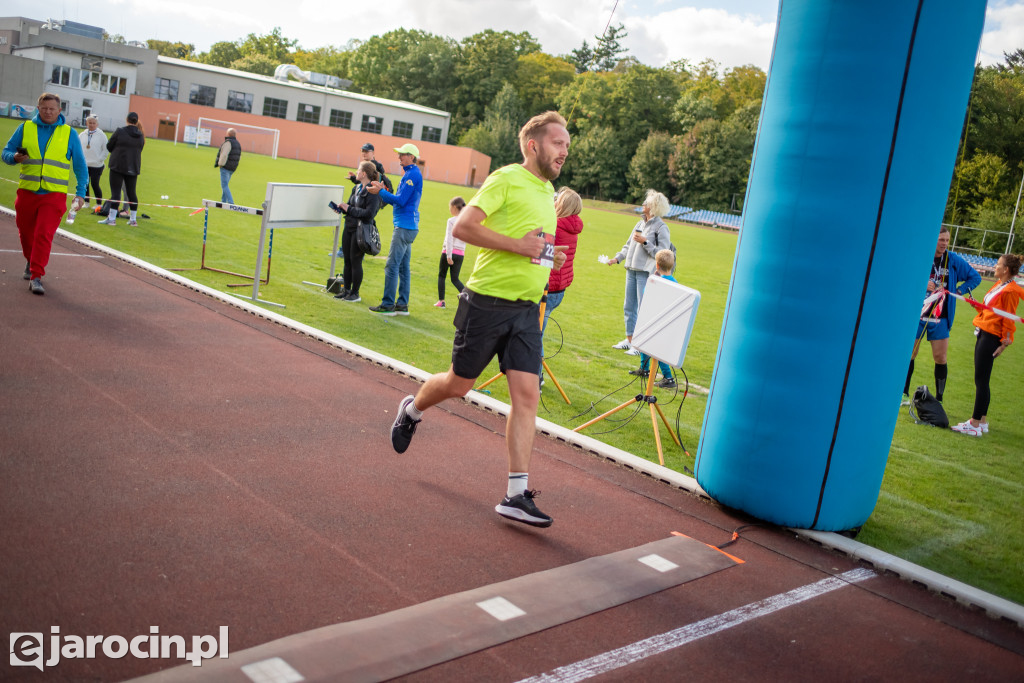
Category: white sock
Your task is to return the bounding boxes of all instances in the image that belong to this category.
[404,400,423,421]
[507,472,528,498]
[107,209,116,220]
[130,210,137,221]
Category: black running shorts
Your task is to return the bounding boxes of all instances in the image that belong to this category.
[451,289,542,379]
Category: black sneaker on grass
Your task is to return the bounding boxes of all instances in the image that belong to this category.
[393,304,409,316]
[656,376,677,389]
[333,288,350,299]
[495,490,552,528]
[369,304,395,314]
[628,368,649,377]
[390,395,420,453]
[342,292,361,302]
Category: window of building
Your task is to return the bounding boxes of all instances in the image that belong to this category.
[188,84,217,107]
[263,97,288,119]
[421,126,443,144]
[52,64,128,96]
[329,109,352,129]
[154,77,179,101]
[227,90,253,113]
[296,103,321,124]
[392,120,414,139]
[360,115,382,135]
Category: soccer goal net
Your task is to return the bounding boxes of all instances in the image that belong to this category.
[195,116,280,160]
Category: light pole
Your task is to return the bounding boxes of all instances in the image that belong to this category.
[1007,166,1023,254]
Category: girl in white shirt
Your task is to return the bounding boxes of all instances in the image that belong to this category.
[435,196,467,308]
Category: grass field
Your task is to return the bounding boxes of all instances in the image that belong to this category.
[1,118,1021,606]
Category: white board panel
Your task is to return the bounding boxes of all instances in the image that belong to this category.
[265,183,346,227]
[631,276,701,369]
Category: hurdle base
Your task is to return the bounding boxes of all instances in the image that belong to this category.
[231,292,285,308]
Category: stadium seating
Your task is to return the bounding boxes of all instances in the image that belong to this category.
[954,251,999,275]
[629,203,742,230]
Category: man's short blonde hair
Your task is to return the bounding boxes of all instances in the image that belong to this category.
[643,189,670,218]
[655,248,675,273]
[519,111,568,158]
[37,92,61,107]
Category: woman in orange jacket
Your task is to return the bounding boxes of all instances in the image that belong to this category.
[952,253,1023,436]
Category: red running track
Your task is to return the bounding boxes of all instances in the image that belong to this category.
[1,219,1022,682]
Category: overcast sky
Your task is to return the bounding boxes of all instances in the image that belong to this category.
[7,0,1023,71]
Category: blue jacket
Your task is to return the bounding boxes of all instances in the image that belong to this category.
[377,163,423,230]
[940,250,982,324]
[3,111,89,197]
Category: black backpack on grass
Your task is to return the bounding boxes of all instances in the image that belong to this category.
[909,385,949,429]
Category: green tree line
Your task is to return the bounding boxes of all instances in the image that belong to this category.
[144,28,1024,239]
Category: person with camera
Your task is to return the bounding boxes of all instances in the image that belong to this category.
[349,143,391,193]
[2,92,88,295]
[333,160,382,303]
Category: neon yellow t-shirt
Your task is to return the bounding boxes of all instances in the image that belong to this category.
[465,164,556,303]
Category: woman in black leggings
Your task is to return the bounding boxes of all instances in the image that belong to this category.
[334,161,381,303]
[101,112,145,227]
[952,253,1023,436]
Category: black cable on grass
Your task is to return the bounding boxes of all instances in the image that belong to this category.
[542,316,564,361]
[569,372,650,423]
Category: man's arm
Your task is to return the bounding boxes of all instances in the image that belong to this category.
[452,206,547,258]
[2,123,26,165]
[217,142,230,167]
[67,132,89,200]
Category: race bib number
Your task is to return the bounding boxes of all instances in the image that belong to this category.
[531,232,556,269]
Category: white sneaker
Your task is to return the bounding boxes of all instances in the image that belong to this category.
[612,338,631,350]
[98,217,116,225]
[980,422,989,434]
[624,346,641,356]
[951,420,983,437]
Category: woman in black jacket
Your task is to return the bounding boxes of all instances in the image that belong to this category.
[100,111,145,226]
[334,160,381,302]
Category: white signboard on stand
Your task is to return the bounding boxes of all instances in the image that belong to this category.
[631,276,701,368]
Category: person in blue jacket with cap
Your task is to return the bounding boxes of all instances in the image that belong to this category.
[367,143,423,316]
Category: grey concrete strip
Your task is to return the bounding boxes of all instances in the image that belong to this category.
[128,535,739,682]
[17,211,1022,630]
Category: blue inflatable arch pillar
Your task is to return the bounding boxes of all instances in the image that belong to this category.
[695,1,987,531]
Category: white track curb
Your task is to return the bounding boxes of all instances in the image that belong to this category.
[8,213,1021,629]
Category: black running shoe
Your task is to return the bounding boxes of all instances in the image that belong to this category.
[393,304,409,316]
[628,368,649,377]
[23,262,30,280]
[369,304,396,314]
[495,490,553,528]
[655,376,677,389]
[391,395,420,453]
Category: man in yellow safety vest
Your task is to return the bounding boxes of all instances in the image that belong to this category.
[2,92,88,295]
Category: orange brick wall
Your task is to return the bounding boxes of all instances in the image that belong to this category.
[129,95,493,187]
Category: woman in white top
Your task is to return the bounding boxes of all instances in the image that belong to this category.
[435,196,468,308]
[606,189,673,355]
[78,116,108,208]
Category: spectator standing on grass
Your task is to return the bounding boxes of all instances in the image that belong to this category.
[631,248,678,389]
[214,128,241,204]
[434,196,467,308]
[606,189,673,357]
[100,112,145,227]
[367,143,423,316]
[349,142,392,194]
[79,116,107,208]
[903,226,981,403]
[2,92,87,295]
[951,253,1023,437]
[388,111,570,528]
[333,160,381,304]
[539,187,584,379]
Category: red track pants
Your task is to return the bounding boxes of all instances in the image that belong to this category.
[15,189,66,279]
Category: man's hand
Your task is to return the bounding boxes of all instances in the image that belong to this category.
[366,181,383,195]
[926,280,936,293]
[71,196,85,212]
[516,228,549,258]
[553,245,568,271]
[13,152,28,163]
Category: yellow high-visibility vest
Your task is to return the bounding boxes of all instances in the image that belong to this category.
[19,121,72,193]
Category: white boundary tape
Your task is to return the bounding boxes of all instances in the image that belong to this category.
[4,207,1021,630]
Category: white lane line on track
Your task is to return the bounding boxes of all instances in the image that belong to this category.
[516,568,876,683]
